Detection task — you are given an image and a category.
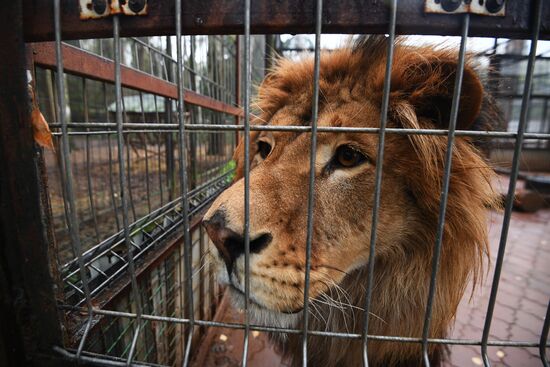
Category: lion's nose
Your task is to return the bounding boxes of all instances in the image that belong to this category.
[202,210,273,274]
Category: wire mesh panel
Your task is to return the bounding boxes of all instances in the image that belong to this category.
[31,13,238,363]
[6,0,550,366]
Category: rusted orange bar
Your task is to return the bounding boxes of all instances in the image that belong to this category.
[31,42,243,117]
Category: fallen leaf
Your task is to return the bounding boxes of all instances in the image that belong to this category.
[31,106,55,150]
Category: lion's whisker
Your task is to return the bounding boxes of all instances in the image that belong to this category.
[313,274,387,325]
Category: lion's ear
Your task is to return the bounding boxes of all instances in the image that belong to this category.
[386,52,483,130]
[231,131,261,183]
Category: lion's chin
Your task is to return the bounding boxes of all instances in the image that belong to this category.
[226,286,302,331]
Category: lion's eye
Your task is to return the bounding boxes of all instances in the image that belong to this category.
[334,145,367,168]
[257,141,272,160]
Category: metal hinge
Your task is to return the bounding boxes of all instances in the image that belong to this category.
[425,0,505,16]
[80,0,147,19]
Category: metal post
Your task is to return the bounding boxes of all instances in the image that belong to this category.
[0,0,63,364]
[174,0,196,364]
[302,0,323,365]
[421,13,470,367]
[361,1,397,365]
[113,15,143,366]
[242,0,252,363]
[481,1,543,366]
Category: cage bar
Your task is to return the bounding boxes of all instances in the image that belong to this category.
[174,0,196,364]
[361,1,397,366]
[541,301,550,366]
[54,0,96,360]
[301,0,323,365]
[420,13,471,367]
[242,0,252,364]
[113,15,144,366]
[480,1,544,366]
[56,304,550,348]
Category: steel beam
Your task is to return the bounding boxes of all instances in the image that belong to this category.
[23,0,550,41]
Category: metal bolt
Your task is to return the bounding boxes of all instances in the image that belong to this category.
[440,0,461,12]
[92,0,107,15]
[128,0,145,13]
[485,0,504,13]
[128,0,146,13]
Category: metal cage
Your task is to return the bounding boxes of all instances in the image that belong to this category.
[1,1,549,367]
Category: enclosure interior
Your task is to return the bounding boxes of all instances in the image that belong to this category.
[26,3,550,367]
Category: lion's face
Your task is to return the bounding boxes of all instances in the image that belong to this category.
[203,37,493,339]
[204,95,411,314]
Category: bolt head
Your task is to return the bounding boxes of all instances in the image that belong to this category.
[128,0,146,13]
[486,0,505,13]
[441,0,462,12]
[92,0,107,15]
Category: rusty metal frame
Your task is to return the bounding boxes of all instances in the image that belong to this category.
[31,42,242,117]
[0,1,64,366]
[23,0,550,41]
[3,0,549,366]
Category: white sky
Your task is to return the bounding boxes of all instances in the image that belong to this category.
[281,34,550,55]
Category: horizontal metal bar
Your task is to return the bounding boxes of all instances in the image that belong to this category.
[64,193,214,285]
[47,122,550,140]
[32,42,242,116]
[130,36,235,97]
[58,306,550,348]
[65,185,225,308]
[62,170,231,275]
[53,346,161,367]
[23,0,550,41]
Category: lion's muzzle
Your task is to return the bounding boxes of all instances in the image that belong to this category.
[202,209,273,275]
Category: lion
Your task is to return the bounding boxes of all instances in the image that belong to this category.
[202,36,500,366]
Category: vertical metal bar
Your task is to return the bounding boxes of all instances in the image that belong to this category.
[481,1,543,366]
[235,36,241,144]
[83,78,101,243]
[2,20,65,361]
[121,91,138,222]
[540,300,550,367]
[165,38,176,202]
[153,95,164,206]
[174,0,195,365]
[134,39,140,71]
[361,2,397,366]
[242,0,252,364]
[302,0,323,365]
[540,98,548,149]
[139,91,152,213]
[104,82,121,231]
[53,0,94,360]
[188,39,198,190]
[421,14,470,367]
[49,68,73,242]
[113,15,143,366]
